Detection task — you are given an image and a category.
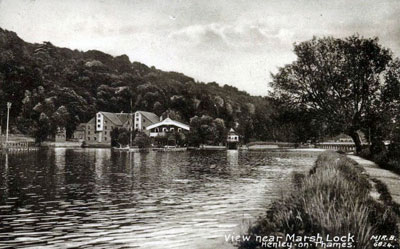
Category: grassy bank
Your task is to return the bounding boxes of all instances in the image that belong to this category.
[238,151,399,249]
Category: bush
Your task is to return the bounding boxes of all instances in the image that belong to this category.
[110,127,131,147]
[362,143,400,175]
[133,132,151,148]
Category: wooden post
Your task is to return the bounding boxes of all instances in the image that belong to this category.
[5,102,11,149]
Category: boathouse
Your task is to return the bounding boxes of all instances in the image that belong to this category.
[146,117,190,138]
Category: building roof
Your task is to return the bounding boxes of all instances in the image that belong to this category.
[228,128,238,135]
[100,112,123,125]
[99,112,133,126]
[116,113,132,124]
[136,111,160,124]
[146,117,190,131]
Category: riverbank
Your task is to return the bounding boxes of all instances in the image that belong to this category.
[238,151,400,249]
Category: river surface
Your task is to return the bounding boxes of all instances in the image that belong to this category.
[0,149,319,249]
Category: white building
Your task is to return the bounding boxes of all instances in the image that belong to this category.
[227,128,239,143]
[146,117,190,138]
[133,111,160,135]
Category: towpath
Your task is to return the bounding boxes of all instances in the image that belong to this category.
[348,155,400,204]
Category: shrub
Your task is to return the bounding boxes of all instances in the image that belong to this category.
[133,131,151,148]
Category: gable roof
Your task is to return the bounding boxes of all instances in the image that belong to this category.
[146,117,190,131]
[116,113,132,124]
[87,117,95,124]
[228,128,238,135]
[136,111,159,124]
[100,112,123,125]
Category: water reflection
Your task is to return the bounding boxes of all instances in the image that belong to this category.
[227,150,239,168]
[0,149,319,249]
[0,153,9,203]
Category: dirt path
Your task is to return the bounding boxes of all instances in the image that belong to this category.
[348,155,400,204]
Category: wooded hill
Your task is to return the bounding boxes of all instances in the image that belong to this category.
[0,28,298,144]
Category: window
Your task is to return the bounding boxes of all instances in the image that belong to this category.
[94,137,97,141]
[105,126,107,129]
[136,113,139,117]
[88,137,90,140]
[155,128,159,132]
[87,126,90,130]
[178,128,182,132]
[136,124,139,127]
[143,126,146,129]
[88,131,90,135]
[170,128,174,132]
[163,128,167,132]
[105,131,107,135]
[105,137,107,141]
[143,119,146,123]
[97,124,101,128]
[98,114,101,118]
[97,119,101,123]
[136,118,139,121]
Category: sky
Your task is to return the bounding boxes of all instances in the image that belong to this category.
[0,0,399,96]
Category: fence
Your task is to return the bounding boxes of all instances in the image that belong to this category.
[315,143,365,152]
[0,141,38,151]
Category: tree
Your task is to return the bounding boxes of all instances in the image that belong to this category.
[133,131,151,148]
[33,113,51,144]
[188,115,227,146]
[110,127,130,147]
[213,118,226,145]
[271,35,396,153]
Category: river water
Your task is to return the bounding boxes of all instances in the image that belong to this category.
[0,149,319,249]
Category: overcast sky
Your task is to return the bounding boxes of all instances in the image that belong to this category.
[1,0,399,95]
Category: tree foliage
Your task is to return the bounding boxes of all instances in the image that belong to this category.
[271,35,399,152]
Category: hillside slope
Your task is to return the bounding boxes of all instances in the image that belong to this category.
[0,27,277,143]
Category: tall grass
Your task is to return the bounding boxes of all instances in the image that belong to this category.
[238,151,399,249]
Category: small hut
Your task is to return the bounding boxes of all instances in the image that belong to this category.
[55,127,66,142]
[227,128,239,149]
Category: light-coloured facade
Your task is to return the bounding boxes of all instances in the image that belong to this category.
[75,110,160,146]
[146,117,190,138]
[72,123,86,141]
[55,127,67,142]
[227,128,239,143]
[133,111,160,135]
[85,112,133,145]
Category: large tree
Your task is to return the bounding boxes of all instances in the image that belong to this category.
[271,35,398,153]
